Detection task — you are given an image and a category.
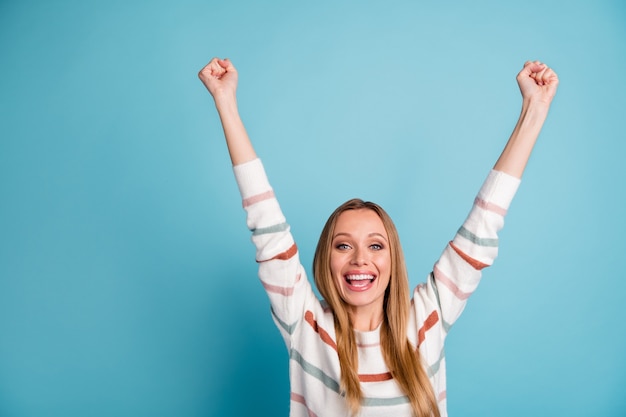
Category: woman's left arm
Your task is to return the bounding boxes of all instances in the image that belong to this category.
[493,61,559,178]
[415,61,559,329]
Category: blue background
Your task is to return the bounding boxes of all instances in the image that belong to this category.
[1,1,625,416]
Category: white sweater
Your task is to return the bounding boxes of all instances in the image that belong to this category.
[233,158,520,417]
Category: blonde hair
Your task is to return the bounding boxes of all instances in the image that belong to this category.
[313,199,440,417]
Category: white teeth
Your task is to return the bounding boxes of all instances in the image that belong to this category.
[346,274,374,281]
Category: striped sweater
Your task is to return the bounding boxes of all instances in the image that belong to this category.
[233,158,520,417]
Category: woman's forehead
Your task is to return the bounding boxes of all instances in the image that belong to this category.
[334,209,388,237]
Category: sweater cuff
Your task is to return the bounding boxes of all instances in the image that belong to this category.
[478,169,521,210]
[232,158,272,199]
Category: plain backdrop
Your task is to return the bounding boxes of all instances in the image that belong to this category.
[1,1,625,416]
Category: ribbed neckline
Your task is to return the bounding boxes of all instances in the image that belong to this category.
[354,323,381,345]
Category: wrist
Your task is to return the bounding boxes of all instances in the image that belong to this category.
[214,92,239,114]
[520,98,551,123]
[521,96,552,112]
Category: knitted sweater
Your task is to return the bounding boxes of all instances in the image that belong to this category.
[233,158,520,417]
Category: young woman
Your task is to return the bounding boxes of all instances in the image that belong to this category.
[198,57,558,417]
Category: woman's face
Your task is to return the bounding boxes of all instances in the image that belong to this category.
[330,208,391,325]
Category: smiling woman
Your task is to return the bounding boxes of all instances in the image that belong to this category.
[328,205,392,328]
[198,57,558,417]
[312,198,440,415]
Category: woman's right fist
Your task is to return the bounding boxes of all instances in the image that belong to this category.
[198,57,238,100]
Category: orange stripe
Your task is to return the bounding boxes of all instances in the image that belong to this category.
[257,243,298,263]
[417,310,439,346]
[359,372,393,382]
[449,241,489,270]
[304,311,337,351]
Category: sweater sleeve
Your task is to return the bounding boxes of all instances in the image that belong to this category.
[416,169,521,332]
[232,158,313,346]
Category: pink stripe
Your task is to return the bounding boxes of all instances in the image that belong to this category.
[291,393,319,417]
[474,197,507,216]
[261,273,301,296]
[357,341,380,348]
[433,265,472,300]
[438,390,447,402]
[243,190,275,208]
[261,281,294,296]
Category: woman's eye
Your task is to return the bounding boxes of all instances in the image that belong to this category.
[370,243,383,250]
[336,243,351,250]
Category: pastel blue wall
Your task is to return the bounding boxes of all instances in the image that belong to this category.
[1,1,624,416]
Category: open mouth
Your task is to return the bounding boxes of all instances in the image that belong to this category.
[344,274,376,291]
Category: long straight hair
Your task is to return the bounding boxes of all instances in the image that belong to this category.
[313,199,440,417]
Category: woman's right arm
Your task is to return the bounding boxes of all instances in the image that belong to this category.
[198,58,317,343]
[198,57,256,165]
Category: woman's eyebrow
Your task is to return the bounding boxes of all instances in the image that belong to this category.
[369,232,388,242]
[332,232,388,241]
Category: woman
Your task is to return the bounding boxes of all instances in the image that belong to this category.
[198,57,558,417]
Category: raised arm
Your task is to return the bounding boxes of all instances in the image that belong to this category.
[493,61,559,178]
[198,58,256,165]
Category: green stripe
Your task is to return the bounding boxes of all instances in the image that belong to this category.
[270,307,298,335]
[457,226,498,247]
[426,347,446,378]
[290,348,413,407]
[442,318,452,334]
[289,348,418,408]
[428,272,452,333]
[290,349,341,393]
[362,395,410,406]
[428,272,442,306]
[252,222,289,236]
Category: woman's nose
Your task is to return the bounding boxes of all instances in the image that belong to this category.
[350,247,367,265]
